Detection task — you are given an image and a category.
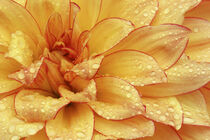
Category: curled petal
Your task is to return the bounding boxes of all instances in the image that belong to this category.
[105,24,190,69]
[183,18,210,62]
[15,89,69,122]
[98,50,167,86]
[142,97,182,130]
[152,0,201,25]
[137,56,210,97]
[95,115,155,139]
[25,129,48,140]
[0,95,44,139]
[88,77,144,120]
[88,18,135,56]
[98,0,158,27]
[46,104,94,140]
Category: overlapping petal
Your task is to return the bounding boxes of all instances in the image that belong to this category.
[95,115,155,139]
[88,77,145,120]
[0,95,44,139]
[46,104,94,140]
[105,24,190,69]
[25,129,48,140]
[98,50,167,86]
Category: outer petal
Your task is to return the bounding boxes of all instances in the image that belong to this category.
[88,77,145,120]
[200,88,210,116]
[25,129,48,140]
[26,0,70,33]
[183,18,210,62]
[185,0,210,21]
[88,18,135,56]
[178,125,210,140]
[95,115,155,139]
[46,104,94,140]
[98,0,158,27]
[142,97,182,130]
[136,56,210,97]
[98,50,167,86]
[0,95,44,139]
[152,0,201,25]
[15,89,69,122]
[105,24,190,69]
[139,123,181,140]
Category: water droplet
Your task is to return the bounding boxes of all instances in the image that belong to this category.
[77,132,85,138]
[11,136,20,140]
[27,128,37,135]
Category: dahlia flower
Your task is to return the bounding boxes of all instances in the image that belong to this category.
[0,0,209,139]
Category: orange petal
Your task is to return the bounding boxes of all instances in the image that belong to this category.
[25,129,48,140]
[71,55,104,79]
[139,122,181,140]
[95,115,154,139]
[88,77,144,120]
[178,125,210,140]
[46,104,94,140]
[59,80,96,102]
[98,0,158,27]
[15,89,69,122]
[92,131,117,140]
[26,0,70,33]
[98,50,167,86]
[0,95,44,139]
[105,24,190,69]
[136,56,210,97]
[152,0,201,25]
[183,17,210,62]
[200,88,210,116]
[185,0,210,21]
[142,97,182,130]
[88,18,135,56]
[205,82,210,89]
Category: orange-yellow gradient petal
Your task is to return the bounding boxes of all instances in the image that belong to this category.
[98,50,167,86]
[95,115,155,139]
[105,24,190,70]
[0,95,44,139]
[98,0,158,27]
[46,104,94,140]
[89,77,144,120]
[25,129,48,140]
[152,0,201,25]
[142,97,182,130]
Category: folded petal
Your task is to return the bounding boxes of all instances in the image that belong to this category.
[142,97,182,130]
[138,122,181,140]
[136,56,210,97]
[98,50,167,86]
[25,129,48,140]
[46,104,94,140]
[95,115,154,139]
[15,89,69,122]
[89,77,144,120]
[152,0,201,25]
[26,0,70,33]
[200,88,210,116]
[178,125,210,140]
[88,18,135,56]
[105,24,190,69]
[92,131,117,140]
[185,0,210,21]
[183,18,210,62]
[0,95,44,139]
[98,0,158,27]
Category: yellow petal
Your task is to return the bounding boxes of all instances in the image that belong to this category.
[183,17,210,62]
[98,50,167,86]
[88,77,144,120]
[15,89,69,122]
[185,0,210,21]
[25,129,48,140]
[0,95,44,139]
[26,0,70,33]
[92,131,117,140]
[136,56,210,97]
[152,0,201,25]
[95,115,154,139]
[200,88,210,116]
[139,123,181,140]
[46,104,94,140]
[178,125,210,140]
[98,0,158,27]
[105,24,190,69]
[88,18,135,56]
[142,97,182,130]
